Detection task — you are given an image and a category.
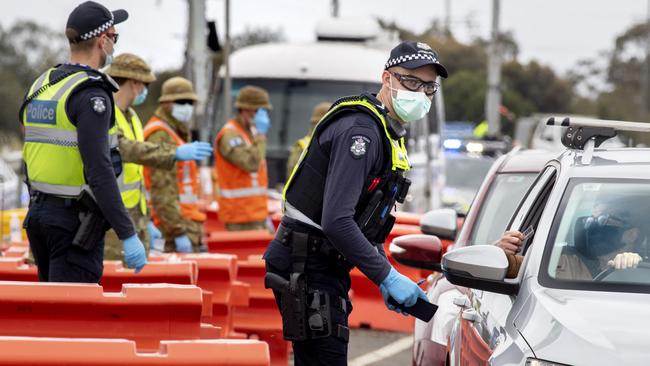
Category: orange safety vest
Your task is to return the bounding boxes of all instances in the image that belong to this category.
[215,119,268,224]
[143,117,206,224]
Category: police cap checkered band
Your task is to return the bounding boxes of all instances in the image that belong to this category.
[384,41,449,78]
[66,1,128,42]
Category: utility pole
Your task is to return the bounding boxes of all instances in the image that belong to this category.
[187,0,210,142]
[222,0,232,126]
[444,0,451,36]
[485,0,502,136]
[331,0,339,17]
[641,0,650,120]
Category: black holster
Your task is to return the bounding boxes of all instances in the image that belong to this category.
[72,191,106,251]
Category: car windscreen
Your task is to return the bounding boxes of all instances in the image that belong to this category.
[444,154,494,191]
[540,179,650,293]
[468,173,537,245]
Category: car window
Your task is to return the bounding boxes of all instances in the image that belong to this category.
[469,173,537,246]
[541,179,650,292]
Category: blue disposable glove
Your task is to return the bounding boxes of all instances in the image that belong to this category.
[380,267,427,312]
[380,283,404,315]
[174,234,193,253]
[147,221,162,249]
[122,234,147,273]
[254,108,271,134]
[175,141,213,161]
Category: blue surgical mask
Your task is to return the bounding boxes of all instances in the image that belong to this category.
[132,86,148,106]
[390,76,431,123]
[171,103,194,122]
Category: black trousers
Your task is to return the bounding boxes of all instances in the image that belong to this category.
[25,200,105,283]
[266,243,352,366]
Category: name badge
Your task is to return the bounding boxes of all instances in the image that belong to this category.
[26,100,57,125]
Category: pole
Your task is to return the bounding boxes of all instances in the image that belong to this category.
[641,0,650,120]
[331,0,339,17]
[445,0,451,36]
[187,0,210,142]
[222,0,232,126]
[485,0,502,136]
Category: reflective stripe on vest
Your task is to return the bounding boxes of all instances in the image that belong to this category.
[22,69,117,198]
[282,97,410,204]
[115,107,147,214]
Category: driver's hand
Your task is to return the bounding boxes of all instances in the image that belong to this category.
[608,252,642,270]
[496,231,524,255]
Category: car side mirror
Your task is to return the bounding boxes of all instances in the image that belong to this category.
[389,234,442,271]
[420,208,457,241]
[441,245,519,295]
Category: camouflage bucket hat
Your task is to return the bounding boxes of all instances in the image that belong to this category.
[158,76,198,102]
[105,53,156,83]
[311,102,332,124]
[235,85,272,110]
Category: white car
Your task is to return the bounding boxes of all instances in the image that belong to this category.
[441,117,650,365]
[0,158,20,210]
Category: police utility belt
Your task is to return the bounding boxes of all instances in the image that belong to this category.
[265,222,351,342]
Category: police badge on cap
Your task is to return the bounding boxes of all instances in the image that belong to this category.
[384,41,448,78]
[66,1,128,43]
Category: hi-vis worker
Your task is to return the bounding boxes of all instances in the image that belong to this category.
[215,86,271,231]
[263,41,448,365]
[103,54,213,259]
[286,102,331,178]
[144,77,211,253]
[20,1,146,282]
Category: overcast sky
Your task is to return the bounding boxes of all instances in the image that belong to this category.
[1,0,647,76]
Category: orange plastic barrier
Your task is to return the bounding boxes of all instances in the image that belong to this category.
[1,245,29,258]
[0,337,270,365]
[100,260,199,291]
[0,281,218,350]
[233,256,289,366]
[0,257,37,281]
[206,230,274,259]
[148,253,251,338]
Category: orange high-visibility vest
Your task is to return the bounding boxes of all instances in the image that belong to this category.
[215,119,268,224]
[143,117,206,224]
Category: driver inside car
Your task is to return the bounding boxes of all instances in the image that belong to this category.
[497,199,645,280]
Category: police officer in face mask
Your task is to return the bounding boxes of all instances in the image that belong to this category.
[263,41,448,365]
[20,1,147,282]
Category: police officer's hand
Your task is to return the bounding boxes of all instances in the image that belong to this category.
[380,283,405,315]
[174,234,193,253]
[380,267,427,311]
[175,141,213,161]
[608,252,642,270]
[496,230,524,255]
[122,234,147,273]
[147,221,162,248]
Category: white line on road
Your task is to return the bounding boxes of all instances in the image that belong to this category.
[348,335,413,366]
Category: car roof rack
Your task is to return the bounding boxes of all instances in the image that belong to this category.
[546,116,649,164]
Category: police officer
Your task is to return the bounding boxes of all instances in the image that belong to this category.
[263,41,448,365]
[214,86,271,231]
[103,53,213,259]
[143,77,208,252]
[286,102,331,178]
[20,1,147,282]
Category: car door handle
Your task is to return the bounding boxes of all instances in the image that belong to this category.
[461,308,479,322]
[453,295,470,308]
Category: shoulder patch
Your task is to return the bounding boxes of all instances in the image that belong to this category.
[90,96,107,114]
[349,135,370,159]
[229,136,244,147]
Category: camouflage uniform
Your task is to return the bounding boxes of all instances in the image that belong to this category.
[103,53,177,260]
[286,102,331,178]
[147,106,203,252]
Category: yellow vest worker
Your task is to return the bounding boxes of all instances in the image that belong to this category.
[286,101,332,178]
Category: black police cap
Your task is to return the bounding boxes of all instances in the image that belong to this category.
[66,1,128,43]
[384,41,448,79]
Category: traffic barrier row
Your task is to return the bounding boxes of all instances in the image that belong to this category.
[0,281,218,350]
[0,337,269,365]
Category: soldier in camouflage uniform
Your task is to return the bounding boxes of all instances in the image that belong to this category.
[286,101,331,178]
[104,55,212,259]
[144,77,211,252]
[215,86,272,231]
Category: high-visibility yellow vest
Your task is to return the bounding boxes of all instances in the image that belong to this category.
[22,68,118,198]
[115,106,147,214]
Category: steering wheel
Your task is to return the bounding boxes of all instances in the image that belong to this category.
[593,261,650,281]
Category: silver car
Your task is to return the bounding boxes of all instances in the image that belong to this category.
[441,118,650,365]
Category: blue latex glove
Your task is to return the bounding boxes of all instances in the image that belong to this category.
[380,283,405,315]
[380,267,427,312]
[254,108,271,134]
[122,234,147,273]
[175,141,213,161]
[174,234,193,253]
[147,221,162,249]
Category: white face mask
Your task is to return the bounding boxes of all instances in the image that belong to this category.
[171,103,194,122]
[389,76,432,123]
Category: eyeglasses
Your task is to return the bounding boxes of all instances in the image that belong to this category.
[389,71,439,96]
[584,214,628,230]
[104,32,119,44]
